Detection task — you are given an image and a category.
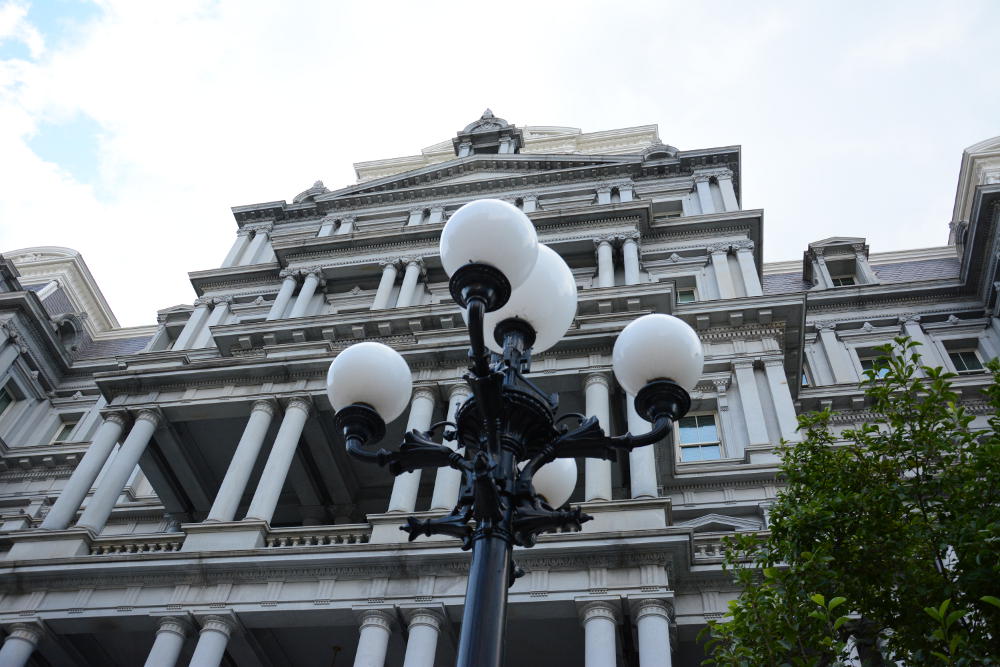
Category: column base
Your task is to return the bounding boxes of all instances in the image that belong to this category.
[579,497,672,533]
[5,528,93,560]
[180,520,268,552]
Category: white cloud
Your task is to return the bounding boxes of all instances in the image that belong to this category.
[0,0,43,58]
[0,0,998,326]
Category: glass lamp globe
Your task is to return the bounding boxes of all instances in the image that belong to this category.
[481,244,577,354]
[439,199,539,289]
[326,342,413,423]
[532,458,577,508]
[612,313,703,395]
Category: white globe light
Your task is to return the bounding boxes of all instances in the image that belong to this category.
[612,313,704,395]
[326,342,413,422]
[532,458,577,508]
[439,199,539,289]
[481,244,577,354]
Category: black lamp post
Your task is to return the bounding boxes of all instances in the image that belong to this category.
[326,199,703,667]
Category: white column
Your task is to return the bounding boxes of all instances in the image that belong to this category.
[595,239,614,288]
[430,384,471,510]
[77,409,160,533]
[626,397,658,499]
[354,610,393,667]
[244,397,311,524]
[817,323,856,384]
[853,244,879,284]
[172,301,211,350]
[717,173,740,211]
[41,413,128,530]
[581,602,618,667]
[188,616,235,667]
[371,262,399,310]
[241,227,270,266]
[221,230,251,268]
[813,250,832,288]
[596,186,612,205]
[206,400,276,522]
[402,610,441,667]
[289,269,322,319]
[394,259,423,309]
[144,616,189,667]
[407,209,424,226]
[694,175,714,214]
[584,374,612,502]
[192,297,232,349]
[266,272,297,320]
[709,246,735,299]
[734,361,769,446]
[622,235,640,286]
[635,599,673,667]
[763,359,799,443]
[0,623,42,667]
[899,315,945,371]
[734,242,763,297]
[387,387,437,513]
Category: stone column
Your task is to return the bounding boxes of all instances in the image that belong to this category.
[717,171,740,211]
[77,409,161,533]
[188,615,235,667]
[581,602,618,667]
[221,230,251,268]
[622,234,641,286]
[694,174,714,214]
[266,271,298,321]
[733,241,763,297]
[430,384,472,510]
[394,258,423,309]
[584,374,612,502]
[596,185,612,205]
[626,397,658,499]
[387,386,437,512]
[763,359,799,443]
[712,378,742,458]
[734,361,769,446]
[813,248,832,289]
[402,609,441,667]
[0,623,42,667]
[41,412,128,530]
[595,239,615,288]
[899,314,945,371]
[206,400,276,522]
[371,261,399,310]
[192,297,232,349]
[172,300,211,350]
[144,616,189,667]
[816,322,856,384]
[709,245,735,299]
[289,269,323,319]
[244,397,311,524]
[241,225,271,265]
[852,243,879,284]
[635,599,673,667]
[354,610,393,667]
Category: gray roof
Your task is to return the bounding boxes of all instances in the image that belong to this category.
[74,335,152,360]
[763,272,810,294]
[873,257,960,283]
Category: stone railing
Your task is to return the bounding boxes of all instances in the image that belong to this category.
[264,524,372,548]
[90,533,185,556]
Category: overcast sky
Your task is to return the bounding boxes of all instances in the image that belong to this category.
[1,0,998,328]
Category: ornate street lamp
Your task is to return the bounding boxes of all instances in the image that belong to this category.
[326,199,703,667]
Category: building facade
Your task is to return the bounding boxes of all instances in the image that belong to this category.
[0,113,998,666]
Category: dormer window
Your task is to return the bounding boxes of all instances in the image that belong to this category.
[803,238,879,290]
[830,275,856,287]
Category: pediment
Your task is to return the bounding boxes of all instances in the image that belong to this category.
[675,513,762,533]
[809,236,866,249]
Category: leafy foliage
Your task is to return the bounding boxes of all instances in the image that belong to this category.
[700,338,1000,665]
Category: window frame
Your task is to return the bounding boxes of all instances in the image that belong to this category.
[830,274,856,287]
[49,419,79,444]
[676,288,697,304]
[0,384,13,419]
[858,353,891,379]
[674,411,724,463]
[948,348,985,375]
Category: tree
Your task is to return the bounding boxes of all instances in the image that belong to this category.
[700,338,1000,666]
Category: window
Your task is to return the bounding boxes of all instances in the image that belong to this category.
[677,414,722,462]
[0,385,12,418]
[50,421,78,443]
[801,365,811,387]
[677,289,696,304]
[859,355,890,379]
[830,275,856,287]
[949,349,984,374]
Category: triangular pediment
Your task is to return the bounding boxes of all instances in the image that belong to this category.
[810,236,866,249]
[675,513,762,533]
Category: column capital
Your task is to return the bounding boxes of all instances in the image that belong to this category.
[580,600,618,624]
[584,372,612,390]
[211,295,233,306]
[732,359,756,371]
[711,377,731,392]
[411,385,438,404]
[732,239,754,252]
[278,268,299,280]
[693,167,733,182]
[235,227,253,238]
[193,296,214,307]
[400,256,426,273]
[407,608,444,630]
[358,609,394,631]
[198,614,237,637]
[2,622,43,646]
[762,357,786,368]
[153,615,192,638]
[100,410,131,428]
[707,243,731,254]
[621,231,641,243]
[133,408,163,427]
[899,313,921,324]
[250,399,277,417]
[593,236,615,248]
[815,320,838,331]
[379,258,401,269]
[283,395,313,415]
[445,382,473,401]
[242,222,273,234]
[633,598,673,621]
[851,242,868,256]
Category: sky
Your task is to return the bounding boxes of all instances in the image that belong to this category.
[0,0,998,328]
